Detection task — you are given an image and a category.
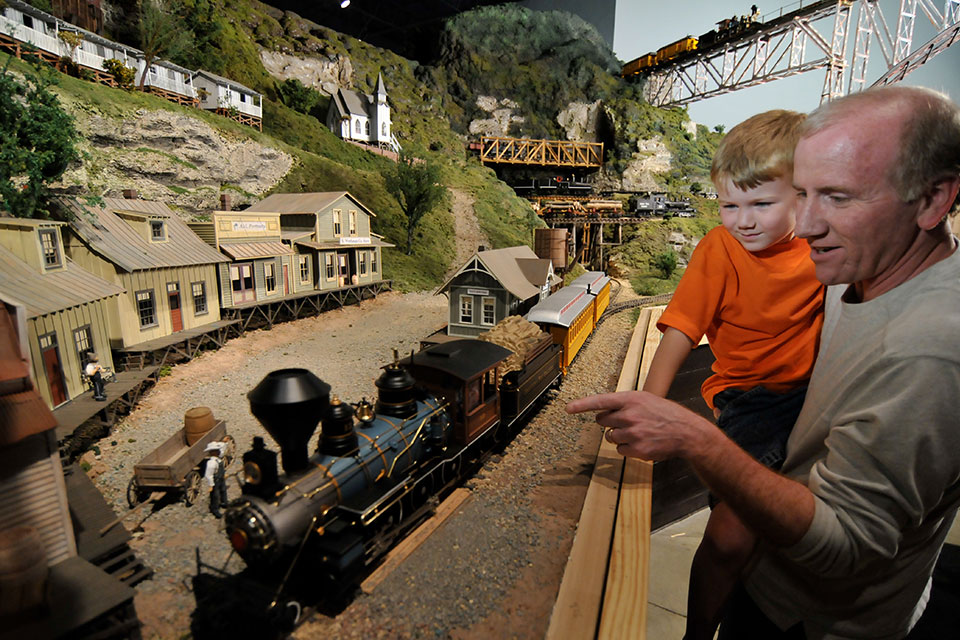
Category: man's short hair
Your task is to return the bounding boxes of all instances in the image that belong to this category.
[801,86,960,212]
[711,109,807,190]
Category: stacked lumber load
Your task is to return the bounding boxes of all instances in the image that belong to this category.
[478,315,550,375]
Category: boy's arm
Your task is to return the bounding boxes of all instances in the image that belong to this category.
[641,327,695,397]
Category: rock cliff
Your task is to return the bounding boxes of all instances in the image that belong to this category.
[55,108,292,216]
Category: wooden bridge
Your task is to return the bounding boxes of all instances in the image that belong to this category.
[479,136,603,168]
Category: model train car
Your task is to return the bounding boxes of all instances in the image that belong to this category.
[526,271,611,374]
[622,5,762,76]
[221,275,611,621]
[512,175,594,198]
[223,337,564,607]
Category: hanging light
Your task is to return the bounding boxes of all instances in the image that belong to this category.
[340,0,350,7]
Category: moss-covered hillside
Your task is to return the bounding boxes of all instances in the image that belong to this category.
[17,0,727,290]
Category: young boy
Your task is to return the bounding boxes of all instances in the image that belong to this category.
[642,110,824,639]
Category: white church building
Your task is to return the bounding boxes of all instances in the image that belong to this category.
[326,72,400,153]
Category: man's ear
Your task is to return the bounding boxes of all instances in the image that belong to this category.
[917,174,960,230]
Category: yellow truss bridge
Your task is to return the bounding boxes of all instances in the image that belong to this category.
[479,137,603,168]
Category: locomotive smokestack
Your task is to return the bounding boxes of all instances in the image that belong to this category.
[247,369,331,474]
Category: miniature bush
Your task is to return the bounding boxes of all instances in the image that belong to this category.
[652,250,678,278]
[0,61,80,218]
[102,58,136,90]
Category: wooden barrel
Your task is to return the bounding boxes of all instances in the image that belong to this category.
[535,228,568,271]
[185,406,216,445]
[0,526,48,617]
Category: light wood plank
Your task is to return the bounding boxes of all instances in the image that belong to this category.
[635,306,665,390]
[546,309,653,639]
[598,305,664,640]
[616,308,652,394]
[360,488,472,595]
[598,457,653,639]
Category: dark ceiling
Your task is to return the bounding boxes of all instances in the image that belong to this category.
[263,0,523,61]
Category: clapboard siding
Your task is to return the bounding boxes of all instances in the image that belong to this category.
[0,431,77,566]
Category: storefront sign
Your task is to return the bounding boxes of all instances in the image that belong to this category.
[339,237,371,245]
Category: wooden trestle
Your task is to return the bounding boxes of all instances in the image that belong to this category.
[117,319,242,372]
[546,218,628,271]
[221,279,393,333]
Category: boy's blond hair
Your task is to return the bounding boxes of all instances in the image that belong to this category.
[711,109,807,190]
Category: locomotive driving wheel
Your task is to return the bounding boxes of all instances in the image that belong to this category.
[441,456,461,486]
[183,470,202,506]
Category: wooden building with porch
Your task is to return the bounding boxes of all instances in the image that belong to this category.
[437,246,560,338]
[187,210,297,309]
[245,191,393,291]
[0,0,66,66]
[0,218,123,409]
[57,197,229,368]
[193,70,263,130]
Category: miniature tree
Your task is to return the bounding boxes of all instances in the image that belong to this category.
[137,0,193,91]
[652,250,678,279]
[0,62,80,219]
[384,154,447,255]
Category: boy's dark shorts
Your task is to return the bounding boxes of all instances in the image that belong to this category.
[708,384,808,507]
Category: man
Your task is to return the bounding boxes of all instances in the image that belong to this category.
[84,353,107,401]
[202,441,229,518]
[567,86,960,639]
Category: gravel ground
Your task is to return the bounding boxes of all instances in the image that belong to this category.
[90,284,642,639]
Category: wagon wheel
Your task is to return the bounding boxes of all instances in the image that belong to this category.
[126,477,148,508]
[221,435,236,468]
[183,470,203,507]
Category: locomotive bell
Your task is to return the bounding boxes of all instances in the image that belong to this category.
[375,351,417,418]
[320,396,359,456]
[247,368,330,474]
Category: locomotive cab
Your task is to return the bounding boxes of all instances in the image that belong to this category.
[400,340,511,446]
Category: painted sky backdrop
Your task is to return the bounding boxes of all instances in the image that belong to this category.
[611,0,960,129]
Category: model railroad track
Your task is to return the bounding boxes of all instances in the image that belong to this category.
[599,290,674,326]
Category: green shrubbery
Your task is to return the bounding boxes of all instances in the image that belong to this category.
[102,58,136,89]
[0,60,80,218]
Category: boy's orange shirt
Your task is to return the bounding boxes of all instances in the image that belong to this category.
[657,226,825,408]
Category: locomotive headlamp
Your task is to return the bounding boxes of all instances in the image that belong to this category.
[244,461,263,485]
[230,528,249,552]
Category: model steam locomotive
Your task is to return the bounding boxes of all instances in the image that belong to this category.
[223,336,564,606]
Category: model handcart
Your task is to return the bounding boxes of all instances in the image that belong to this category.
[126,420,234,507]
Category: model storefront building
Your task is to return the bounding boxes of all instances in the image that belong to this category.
[437,246,561,338]
[58,197,228,352]
[188,211,299,309]
[0,218,123,408]
[244,192,393,290]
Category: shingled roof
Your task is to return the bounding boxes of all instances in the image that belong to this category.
[437,246,549,300]
[246,192,377,217]
[58,197,228,272]
[0,243,124,319]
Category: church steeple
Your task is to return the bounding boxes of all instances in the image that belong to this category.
[375,72,387,104]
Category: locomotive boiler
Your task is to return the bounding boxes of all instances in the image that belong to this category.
[224,337,563,594]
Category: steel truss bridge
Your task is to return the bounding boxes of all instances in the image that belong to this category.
[644,0,960,107]
[479,137,604,168]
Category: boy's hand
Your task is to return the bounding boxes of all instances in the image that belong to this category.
[566,391,719,461]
